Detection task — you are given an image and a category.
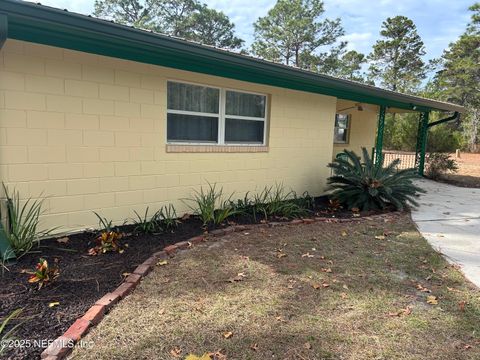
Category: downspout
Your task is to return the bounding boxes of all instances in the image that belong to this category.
[374,105,387,167]
[417,111,460,176]
[0,13,6,49]
[427,111,460,129]
[0,13,15,264]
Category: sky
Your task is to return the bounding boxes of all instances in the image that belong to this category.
[32,0,474,60]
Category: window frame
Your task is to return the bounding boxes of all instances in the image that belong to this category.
[166,79,268,146]
[333,113,351,145]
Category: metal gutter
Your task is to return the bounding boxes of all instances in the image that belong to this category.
[427,112,460,128]
[0,0,465,114]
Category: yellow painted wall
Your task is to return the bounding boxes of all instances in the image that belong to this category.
[333,100,378,158]
[0,39,338,233]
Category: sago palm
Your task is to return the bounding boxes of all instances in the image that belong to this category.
[327,148,424,211]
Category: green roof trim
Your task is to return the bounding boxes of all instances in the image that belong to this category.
[0,0,464,113]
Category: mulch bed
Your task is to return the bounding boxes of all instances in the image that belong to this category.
[0,197,386,359]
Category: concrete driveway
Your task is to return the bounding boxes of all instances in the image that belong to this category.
[411,179,480,287]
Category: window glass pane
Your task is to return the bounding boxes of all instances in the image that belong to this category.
[167,82,219,114]
[225,118,264,143]
[334,128,348,143]
[167,113,218,142]
[226,91,266,118]
[335,114,349,128]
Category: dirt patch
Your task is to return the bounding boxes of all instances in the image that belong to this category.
[70,213,480,360]
[441,153,480,188]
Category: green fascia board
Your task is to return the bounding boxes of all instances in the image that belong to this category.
[0,0,465,114]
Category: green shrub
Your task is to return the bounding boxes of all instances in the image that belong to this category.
[157,204,179,232]
[230,184,309,221]
[93,211,116,233]
[2,184,56,258]
[327,148,424,211]
[184,183,237,227]
[131,207,159,234]
[0,309,23,356]
[425,153,459,180]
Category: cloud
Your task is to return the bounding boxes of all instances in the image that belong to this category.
[339,32,373,52]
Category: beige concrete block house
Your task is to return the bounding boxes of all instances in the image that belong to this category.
[0,0,464,233]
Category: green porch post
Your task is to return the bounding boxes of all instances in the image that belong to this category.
[416,111,430,176]
[374,105,386,167]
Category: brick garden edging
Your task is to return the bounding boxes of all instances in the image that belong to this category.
[40,212,397,359]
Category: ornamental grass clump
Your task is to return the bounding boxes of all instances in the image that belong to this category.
[327,148,424,211]
[2,184,56,258]
[0,309,23,356]
[184,183,237,227]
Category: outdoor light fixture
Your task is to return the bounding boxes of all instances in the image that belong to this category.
[338,103,364,112]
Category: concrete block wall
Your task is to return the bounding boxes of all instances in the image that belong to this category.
[0,39,337,233]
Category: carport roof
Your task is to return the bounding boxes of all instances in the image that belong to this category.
[0,0,465,114]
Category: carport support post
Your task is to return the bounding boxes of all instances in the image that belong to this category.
[374,105,386,167]
[416,111,430,176]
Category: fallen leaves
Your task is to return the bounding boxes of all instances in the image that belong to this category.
[415,283,431,293]
[157,260,168,266]
[301,252,314,258]
[250,343,259,351]
[312,282,329,289]
[56,236,69,244]
[388,306,412,317]
[170,347,182,357]
[48,301,60,308]
[223,331,233,339]
[426,295,439,305]
[458,300,467,312]
[185,352,227,360]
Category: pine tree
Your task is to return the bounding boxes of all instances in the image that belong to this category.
[251,0,345,69]
[368,16,426,93]
[437,3,480,151]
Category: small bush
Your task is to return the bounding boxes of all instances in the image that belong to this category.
[327,148,424,211]
[2,184,56,258]
[88,231,123,255]
[184,183,237,227]
[0,309,23,356]
[157,204,180,232]
[93,211,116,233]
[425,153,459,180]
[131,207,159,234]
[27,258,59,289]
[230,184,309,221]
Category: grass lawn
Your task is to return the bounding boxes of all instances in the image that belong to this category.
[70,213,480,360]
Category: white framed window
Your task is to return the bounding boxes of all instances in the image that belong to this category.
[334,114,350,144]
[167,80,267,145]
